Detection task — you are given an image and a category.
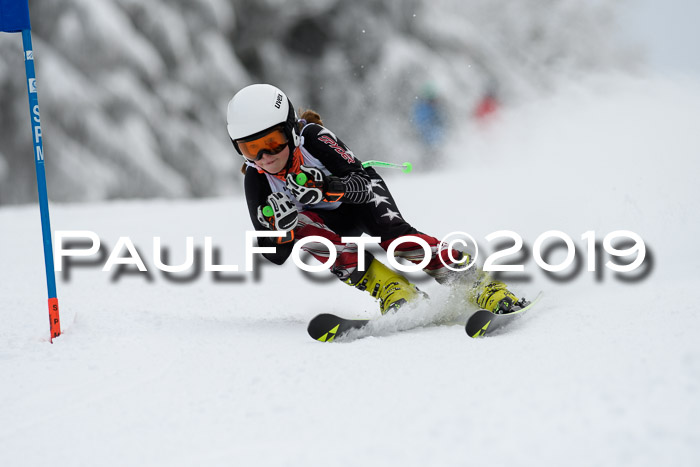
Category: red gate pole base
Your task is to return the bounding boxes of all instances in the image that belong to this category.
[48,297,61,342]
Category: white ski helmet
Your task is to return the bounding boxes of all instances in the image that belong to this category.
[227,84,300,156]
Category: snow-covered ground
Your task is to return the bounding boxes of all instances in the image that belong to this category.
[1,73,699,466]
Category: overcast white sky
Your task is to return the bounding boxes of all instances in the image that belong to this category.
[616,0,700,76]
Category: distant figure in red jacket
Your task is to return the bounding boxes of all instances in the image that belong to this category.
[473,88,500,121]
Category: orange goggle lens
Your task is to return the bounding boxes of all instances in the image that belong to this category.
[238,127,289,161]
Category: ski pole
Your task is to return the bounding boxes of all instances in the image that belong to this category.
[291,160,414,190]
[294,162,413,187]
[361,160,413,173]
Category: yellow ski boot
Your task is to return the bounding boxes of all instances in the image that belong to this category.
[346,258,426,314]
[467,271,523,314]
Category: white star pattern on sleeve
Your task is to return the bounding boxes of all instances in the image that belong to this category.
[381,209,402,221]
[370,179,385,191]
[371,193,391,207]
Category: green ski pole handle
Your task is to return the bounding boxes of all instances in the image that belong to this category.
[295,173,308,185]
[361,160,413,173]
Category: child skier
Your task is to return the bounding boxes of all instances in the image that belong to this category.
[226,83,524,315]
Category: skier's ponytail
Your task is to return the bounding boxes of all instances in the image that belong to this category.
[297,109,323,130]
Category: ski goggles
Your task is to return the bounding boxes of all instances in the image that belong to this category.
[237,126,289,161]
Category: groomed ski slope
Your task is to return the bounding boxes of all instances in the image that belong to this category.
[1,74,699,466]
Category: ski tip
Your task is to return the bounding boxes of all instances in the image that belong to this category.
[307,313,346,342]
[465,309,494,338]
[307,314,332,341]
[307,313,371,342]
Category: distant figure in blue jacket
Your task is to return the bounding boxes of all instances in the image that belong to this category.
[413,83,446,150]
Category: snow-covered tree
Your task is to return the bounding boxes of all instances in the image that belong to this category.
[0,0,630,204]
